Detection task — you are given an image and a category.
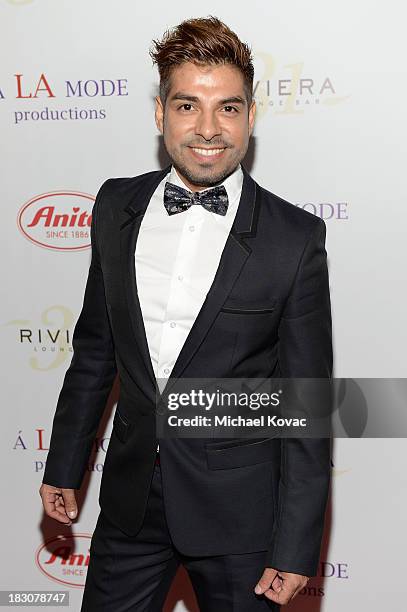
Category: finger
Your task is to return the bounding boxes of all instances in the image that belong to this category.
[254,568,278,594]
[44,491,70,514]
[264,588,293,605]
[40,486,60,497]
[271,573,283,592]
[54,494,73,518]
[54,501,69,518]
[41,495,72,525]
[264,577,297,605]
[41,486,62,496]
[61,491,78,519]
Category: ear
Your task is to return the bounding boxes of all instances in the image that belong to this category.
[248,99,256,135]
[155,96,164,134]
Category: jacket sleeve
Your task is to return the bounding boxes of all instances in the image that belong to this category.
[42,179,117,490]
[265,218,333,577]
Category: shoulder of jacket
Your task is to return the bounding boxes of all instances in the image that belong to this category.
[257,183,325,236]
[98,168,164,197]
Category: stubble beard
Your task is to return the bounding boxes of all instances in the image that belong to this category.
[165,141,246,189]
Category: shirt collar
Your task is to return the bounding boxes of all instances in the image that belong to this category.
[168,164,243,208]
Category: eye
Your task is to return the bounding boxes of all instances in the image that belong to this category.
[178,103,194,111]
[222,106,239,113]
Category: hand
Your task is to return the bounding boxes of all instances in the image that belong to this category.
[254,567,309,605]
[39,483,78,526]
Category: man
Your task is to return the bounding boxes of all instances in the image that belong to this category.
[40,16,332,611]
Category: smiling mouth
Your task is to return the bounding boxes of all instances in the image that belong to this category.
[190,147,226,157]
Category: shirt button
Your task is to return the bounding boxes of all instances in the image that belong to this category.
[170,321,176,328]
[163,368,170,374]
[189,225,195,232]
[178,275,183,281]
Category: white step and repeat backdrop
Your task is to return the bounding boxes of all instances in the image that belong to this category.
[2,0,407,609]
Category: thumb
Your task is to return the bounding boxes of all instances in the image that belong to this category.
[255,568,278,594]
[62,489,78,519]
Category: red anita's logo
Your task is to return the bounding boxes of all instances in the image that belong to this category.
[36,534,92,588]
[17,191,94,251]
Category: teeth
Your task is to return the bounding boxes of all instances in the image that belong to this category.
[192,148,225,156]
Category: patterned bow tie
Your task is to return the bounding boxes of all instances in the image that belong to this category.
[163,182,229,216]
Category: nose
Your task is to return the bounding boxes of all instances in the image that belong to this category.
[195,110,222,142]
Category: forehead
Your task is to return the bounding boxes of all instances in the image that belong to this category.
[167,62,246,98]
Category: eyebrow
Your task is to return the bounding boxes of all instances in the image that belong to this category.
[170,93,246,106]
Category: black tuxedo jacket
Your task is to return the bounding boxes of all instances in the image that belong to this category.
[43,164,332,577]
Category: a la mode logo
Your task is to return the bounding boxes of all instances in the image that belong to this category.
[0,73,128,124]
[13,425,108,477]
[17,191,94,251]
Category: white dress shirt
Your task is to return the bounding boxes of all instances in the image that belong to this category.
[134,163,244,451]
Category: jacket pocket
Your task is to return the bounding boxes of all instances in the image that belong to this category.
[205,436,280,470]
[112,409,132,443]
[220,306,276,314]
[219,298,277,315]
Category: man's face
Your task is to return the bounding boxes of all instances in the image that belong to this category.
[155,62,256,191]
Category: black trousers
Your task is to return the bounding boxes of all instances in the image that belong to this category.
[81,461,280,612]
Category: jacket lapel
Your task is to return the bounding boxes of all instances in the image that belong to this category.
[119,166,171,397]
[119,164,260,399]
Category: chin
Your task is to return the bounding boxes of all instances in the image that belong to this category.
[181,163,235,188]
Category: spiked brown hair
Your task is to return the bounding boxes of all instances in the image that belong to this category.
[150,16,254,107]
